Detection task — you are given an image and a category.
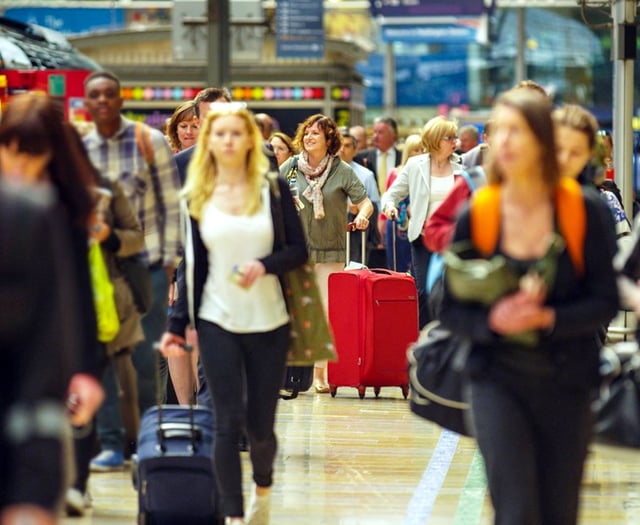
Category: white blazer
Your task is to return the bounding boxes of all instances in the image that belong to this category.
[380,153,463,243]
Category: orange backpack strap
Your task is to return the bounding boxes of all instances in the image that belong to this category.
[554,177,586,276]
[470,178,586,276]
[134,121,155,168]
[470,184,502,257]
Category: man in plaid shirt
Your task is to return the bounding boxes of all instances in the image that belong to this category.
[82,70,182,471]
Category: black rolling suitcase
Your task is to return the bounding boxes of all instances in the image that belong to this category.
[281,365,313,400]
[132,348,222,524]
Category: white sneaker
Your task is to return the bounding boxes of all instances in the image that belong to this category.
[246,488,271,525]
[65,488,92,517]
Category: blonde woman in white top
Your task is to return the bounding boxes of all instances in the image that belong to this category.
[381,116,462,328]
[159,103,307,525]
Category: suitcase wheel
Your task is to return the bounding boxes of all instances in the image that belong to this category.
[330,385,337,398]
[401,384,409,399]
[358,385,366,399]
[374,387,381,398]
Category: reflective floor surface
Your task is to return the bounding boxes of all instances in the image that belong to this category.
[61,386,640,524]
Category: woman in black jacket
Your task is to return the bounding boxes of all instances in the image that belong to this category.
[439,88,619,525]
[160,103,307,525]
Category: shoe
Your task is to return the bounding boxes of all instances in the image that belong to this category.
[246,487,271,525]
[65,488,92,517]
[313,381,330,394]
[124,439,137,461]
[90,450,124,472]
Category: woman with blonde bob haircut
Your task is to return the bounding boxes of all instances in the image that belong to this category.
[160,103,308,525]
[381,115,462,327]
[420,116,459,153]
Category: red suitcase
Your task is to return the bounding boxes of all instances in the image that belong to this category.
[328,227,418,398]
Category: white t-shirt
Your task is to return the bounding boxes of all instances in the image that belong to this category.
[427,174,455,218]
[198,184,289,333]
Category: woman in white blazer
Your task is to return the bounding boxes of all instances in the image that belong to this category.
[381,116,462,328]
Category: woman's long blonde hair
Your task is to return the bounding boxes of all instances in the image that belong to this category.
[182,103,269,221]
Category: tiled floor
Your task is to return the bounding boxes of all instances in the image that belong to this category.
[62,387,640,524]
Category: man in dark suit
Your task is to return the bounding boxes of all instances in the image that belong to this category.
[355,116,402,196]
[174,87,232,184]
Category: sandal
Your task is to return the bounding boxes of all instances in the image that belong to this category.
[314,382,330,394]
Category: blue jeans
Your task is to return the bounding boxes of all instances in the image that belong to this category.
[96,265,169,453]
[197,320,288,518]
[410,237,431,329]
[133,266,169,412]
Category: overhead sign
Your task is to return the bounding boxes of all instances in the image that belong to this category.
[276,0,324,59]
[381,23,479,43]
[369,0,485,18]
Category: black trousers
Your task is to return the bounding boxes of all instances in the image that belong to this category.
[470,367,594,525]
[197,320,288,518]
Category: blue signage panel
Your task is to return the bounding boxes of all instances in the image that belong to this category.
[381,23,478,43]
[369,0,485,18]
[276,0,324,59]
[356,51,468,107]
[4,7,126,35]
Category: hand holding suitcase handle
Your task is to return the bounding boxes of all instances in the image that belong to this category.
[346,221,367,267]
[347,218,400,272]
[157,334,192,357]
[152,342,198,453]
[349,213,370,231]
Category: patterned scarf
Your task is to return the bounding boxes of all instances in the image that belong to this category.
[298,152,333,219]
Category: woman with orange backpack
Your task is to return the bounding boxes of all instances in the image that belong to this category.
[439,88,619,525]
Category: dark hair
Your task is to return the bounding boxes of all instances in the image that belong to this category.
[293,114,343,156]
[552,104,599,151]
[374,116,398,137]
[487,88,559,188]
[167,101,197,151]
[0,93,94,228]
[269,131,296,154]
[193,87,232,117]
[341,133,357,147]
[84,70,121,91]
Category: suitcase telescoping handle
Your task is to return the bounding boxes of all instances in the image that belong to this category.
[345,221,367,267]
[390,217,397,272]
[153,342,199,453]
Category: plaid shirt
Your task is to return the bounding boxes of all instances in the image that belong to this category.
[84,117,182,267]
